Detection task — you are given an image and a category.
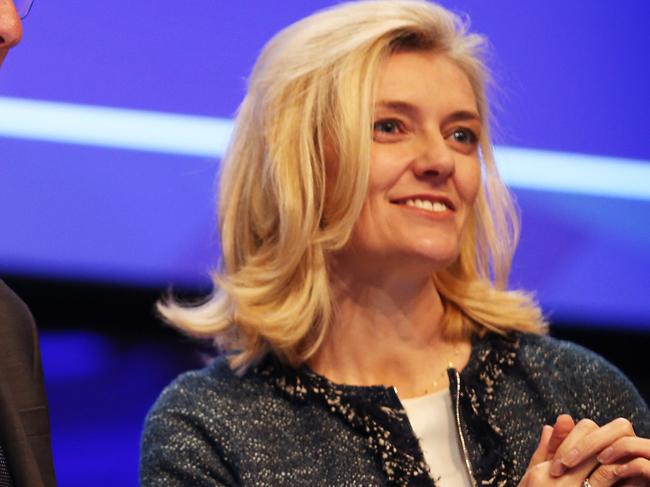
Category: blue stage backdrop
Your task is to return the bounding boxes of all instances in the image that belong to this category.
[1,0,649,327]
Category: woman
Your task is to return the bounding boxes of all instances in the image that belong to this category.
[140,1,650,486]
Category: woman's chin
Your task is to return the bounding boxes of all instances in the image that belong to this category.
[376,248,460,279]
[332,239,461,280]
[408,242,460,269]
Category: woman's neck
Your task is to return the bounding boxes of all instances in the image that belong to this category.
[308,270,471,398]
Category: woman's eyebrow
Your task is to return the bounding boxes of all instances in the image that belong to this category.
[375,100,421,120]
[443,110,481,125]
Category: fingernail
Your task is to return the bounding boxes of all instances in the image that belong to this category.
[550,459,566,476]
[597,447,614,463]
[563,448,579,466]
[615,464,628,475]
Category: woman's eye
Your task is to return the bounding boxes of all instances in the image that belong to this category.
[373,119,403,134]
[449,128,478,145]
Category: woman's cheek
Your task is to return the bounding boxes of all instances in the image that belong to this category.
[456,159,482,205]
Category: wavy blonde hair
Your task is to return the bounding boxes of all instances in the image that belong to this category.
[159,0,546,371]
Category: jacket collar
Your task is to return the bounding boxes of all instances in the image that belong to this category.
[255,332,521,486]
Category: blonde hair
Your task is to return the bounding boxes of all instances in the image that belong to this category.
[159,0,546,371]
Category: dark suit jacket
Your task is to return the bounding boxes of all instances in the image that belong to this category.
[0,281,56,487]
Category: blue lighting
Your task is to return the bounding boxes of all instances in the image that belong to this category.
[2,96,649,202]
[0,96,232,158]
[494,146,650,202]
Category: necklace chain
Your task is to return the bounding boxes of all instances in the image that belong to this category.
[423,343,461,394]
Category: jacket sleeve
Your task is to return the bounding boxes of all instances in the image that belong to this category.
[583,348,650,437]
[139,376,239,487]
[542,337,650,437]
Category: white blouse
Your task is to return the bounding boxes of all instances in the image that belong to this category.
[401,389,472,487]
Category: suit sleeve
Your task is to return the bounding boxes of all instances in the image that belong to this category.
[0,281,56,487]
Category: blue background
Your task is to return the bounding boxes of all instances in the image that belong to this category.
[1,1,649,485]
[1,1,649,325]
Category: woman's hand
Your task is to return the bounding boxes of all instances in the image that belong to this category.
[519,460,601,487]
[522,415,650,486]
[548,417,650,486]
[519,415,598,487]
[527,414,576,467]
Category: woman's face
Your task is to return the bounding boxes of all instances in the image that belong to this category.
[339,50,482,278]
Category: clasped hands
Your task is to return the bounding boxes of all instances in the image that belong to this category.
[519,414,650,486]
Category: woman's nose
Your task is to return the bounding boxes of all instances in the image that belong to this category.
[0,0,23,48]
[411,133,455,180]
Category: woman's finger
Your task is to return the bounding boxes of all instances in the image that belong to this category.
[615,457,650,480]
[585,462,625,487]
[528,425,554,468]
[559,418,636,470]
[586,456,650,487]
[597,436,650,464]
[545,414,576,460]
[549,418,599,476]
[519,455,601,487]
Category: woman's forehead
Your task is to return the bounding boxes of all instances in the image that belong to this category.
[374,51,479,117]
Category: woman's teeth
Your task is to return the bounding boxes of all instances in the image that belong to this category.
[404,199,449,212]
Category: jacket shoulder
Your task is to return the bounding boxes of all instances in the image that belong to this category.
[514,332,650,434]
[517,332,630,379]
[0,281,38,360]
[140,357,285,485]
[144,356,276,419]
[517,332,615,370]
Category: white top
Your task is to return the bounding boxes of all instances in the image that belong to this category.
[401,389,472,487]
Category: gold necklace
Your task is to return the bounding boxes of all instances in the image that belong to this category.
[421,343,461,394]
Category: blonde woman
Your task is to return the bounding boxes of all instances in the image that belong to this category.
[140,2,650,486]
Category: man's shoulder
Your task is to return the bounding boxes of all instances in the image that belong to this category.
[0,280,36,330]
[0,280,38,364]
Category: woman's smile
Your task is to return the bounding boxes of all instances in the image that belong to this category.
[391,193,456,220]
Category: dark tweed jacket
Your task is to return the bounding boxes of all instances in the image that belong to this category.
[140,332,650,486]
